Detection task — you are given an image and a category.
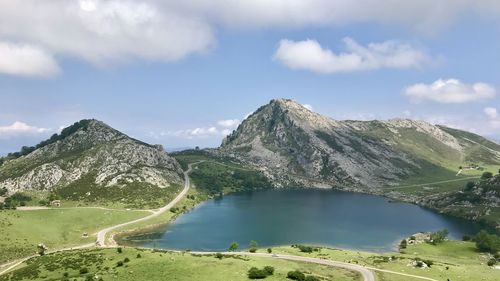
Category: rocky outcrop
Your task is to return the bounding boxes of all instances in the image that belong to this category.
[0,119,183,194]
[217,99,500,190]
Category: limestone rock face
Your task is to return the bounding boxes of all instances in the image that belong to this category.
[0,119,183,194]
[218,99,500,189]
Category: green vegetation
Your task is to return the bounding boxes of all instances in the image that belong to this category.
[55,175,182,209]
[0,208,149,263]
[248,266,274,279]
[293,245,317,253]
[173,150,272,196]
[0,248,359,281]
[474,230,500,253]
[429,229,449,245]
[229,242,239,252]
[249,240,258,253]
[274,240,500,281]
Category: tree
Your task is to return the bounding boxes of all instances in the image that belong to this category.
[37,244,47,256]
[430,229,449,245]
[465,181,475,192]
[481,171,493,180]
[267,248,272,253]
[399,239,407,249]
[475,230,500,253]
[229,242,239,252]
[287,270,305,281]
[249,240,258,253]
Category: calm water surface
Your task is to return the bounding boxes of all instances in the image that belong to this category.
[126,189,482,252]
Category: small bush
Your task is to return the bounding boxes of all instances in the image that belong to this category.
[124,257,130,263]
[267,248,272,253]
[487,259,497,266]
[248,267,268,279]
[287,270,306,280]
[424,260,434,267]
[116,261,124,267]
[136,254,142,258]
[263,266,274,275]
[117,247,122,254]
[215,253,223,259]
[296,245,314,253]
[79,268,89,274]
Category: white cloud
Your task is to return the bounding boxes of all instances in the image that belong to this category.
[0,121,50,138]
[0,42,60,77]
[484,107,500,129]
[273,38,429,74]
[217,119,240,128]
[402,110,412,117]
[1,1,500,76]
[484,107,498,119]
[0,0,214,70]
[302,104,313,111]
[404,79,496,103]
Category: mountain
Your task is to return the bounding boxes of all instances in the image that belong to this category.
[0,119,183,207]
[218,99,500,189]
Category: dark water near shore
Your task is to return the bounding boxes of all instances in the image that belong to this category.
[125,189,483,252]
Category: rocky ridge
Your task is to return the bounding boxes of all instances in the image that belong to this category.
[0,119,183,195]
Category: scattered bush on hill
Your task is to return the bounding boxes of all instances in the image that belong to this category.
[474,230,500,253]
[287,270,306,280]
[430,229,449,245]
[248,266,274,279]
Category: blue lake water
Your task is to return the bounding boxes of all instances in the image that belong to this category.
[126,189,483,252]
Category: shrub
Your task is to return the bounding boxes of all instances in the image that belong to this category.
[215,253,223,259]
[482,172,493,180]
[487,259,497,266]
[79,268,89,274]
[117,248,122,253]
[399,239,407,249]
[263,266,274,275]
[430,229,449,245]
[287,270,305,280]
[296,245,314,253]
[136,254,142,258]
[249,240,258,253]
[247,267,268,279]
[424,260,434,267]
[124,257,130,263]
[267,248,272,253]
[229,242,239,251]
[116,261,124,267]
[475,230,500,253]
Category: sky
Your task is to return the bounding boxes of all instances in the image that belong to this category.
[0,0,499,155]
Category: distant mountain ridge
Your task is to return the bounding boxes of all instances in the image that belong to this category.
[0,119,183,201]
[218,99,500,189]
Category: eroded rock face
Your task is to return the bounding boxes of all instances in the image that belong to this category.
[0,120,183,194]
[217,99,500,189]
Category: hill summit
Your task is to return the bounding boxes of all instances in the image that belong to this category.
[0,119,183,206]
[219,99,500,188]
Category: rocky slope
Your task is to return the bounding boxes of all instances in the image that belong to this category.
[218,99,500,189]
[0,119,183,198]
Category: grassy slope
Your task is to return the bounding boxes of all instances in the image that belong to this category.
[274,241,499,281]
[0,208,149,264]
[173,150,273,195]
[0,248,360,281]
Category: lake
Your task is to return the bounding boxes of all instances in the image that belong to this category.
[123,189,483,252]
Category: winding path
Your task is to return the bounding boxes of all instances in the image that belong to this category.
[95,161,199,246]
[0,161,439,281]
